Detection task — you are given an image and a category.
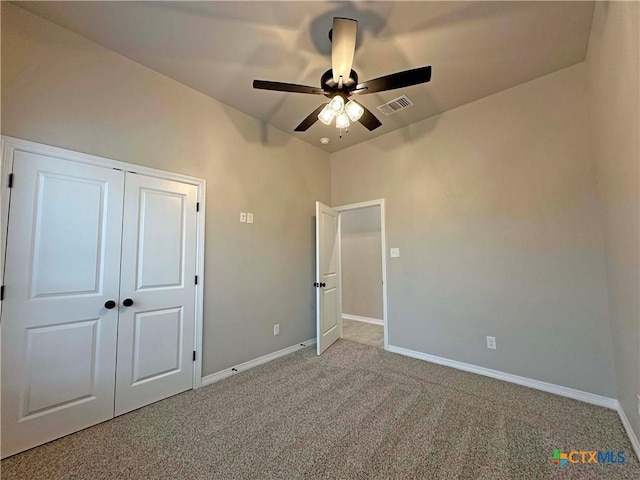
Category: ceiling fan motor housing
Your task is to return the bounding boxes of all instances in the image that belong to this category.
[322,69,358,93]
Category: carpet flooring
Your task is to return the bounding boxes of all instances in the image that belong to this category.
[341,318,384,347]
[2,340,639,479]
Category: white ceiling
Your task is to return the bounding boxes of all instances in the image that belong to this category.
[16,1,595,153]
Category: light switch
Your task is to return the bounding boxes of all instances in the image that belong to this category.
[240,212,247,223]
[390,248,400,258]
[247,212,254,224]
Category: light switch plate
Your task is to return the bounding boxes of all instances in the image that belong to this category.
[247,212,254,224]
[274,324,280,336]
[240,212,247,223]
[390,248,400,258]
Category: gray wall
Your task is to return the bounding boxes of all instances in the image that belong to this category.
[2,3,634,409]
[340,207,383,320]
[1,4,331,376]
[587,1,640,439]
[332,63,616,397]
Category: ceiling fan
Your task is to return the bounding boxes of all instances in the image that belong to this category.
[253,17,432,134]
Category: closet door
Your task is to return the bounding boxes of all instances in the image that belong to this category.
[1,151,124,458]
[114,173,198,416]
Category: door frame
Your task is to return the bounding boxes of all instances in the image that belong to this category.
[0,136,206,388]
[333,199,389,350]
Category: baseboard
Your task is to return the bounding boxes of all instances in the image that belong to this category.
[616,401,640,461]
[201,338,317,387]
[386,345,617,410]
[342,313,383,326]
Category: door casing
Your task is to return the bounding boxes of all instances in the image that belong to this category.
[334,199,388,350]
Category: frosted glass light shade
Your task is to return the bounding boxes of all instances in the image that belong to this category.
[335,111,350,129]
[345,100,364,122]
[329,95,345,112]
[318,104,335,125]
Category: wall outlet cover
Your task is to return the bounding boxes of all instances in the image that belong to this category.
[240,212,247,223]
[390,248,400,258]
[274,324,280,336]
[486,336,497,350]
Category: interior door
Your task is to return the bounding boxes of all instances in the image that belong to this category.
[315,202,341,355]
[114,173,198,416]
[1,152,124,458]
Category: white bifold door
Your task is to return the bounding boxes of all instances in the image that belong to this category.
[1,150,198,457]
[315,202,341,355]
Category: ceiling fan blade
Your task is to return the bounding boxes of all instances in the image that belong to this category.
[358,105,382,131]
[355,66,432,95]
[331,18,357,84]
[253,80,325,95]
[294,104,327,132]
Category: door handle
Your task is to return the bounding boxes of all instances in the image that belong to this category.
[122,298,134,307]
[104,300,117,309]
[320,282,326,287]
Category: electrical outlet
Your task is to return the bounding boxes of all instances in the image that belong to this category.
[274,324,280,336]
[247,212,254,224]
[240,212,247,223]
[486,336,497,350]
[390,248,400,258]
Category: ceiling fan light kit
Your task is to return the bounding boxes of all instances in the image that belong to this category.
[253,17,432,136]
[318,104,335,126]
[317,97,364,129]
[345,100,365,122]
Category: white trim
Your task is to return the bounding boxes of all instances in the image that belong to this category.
[0,139,16,321]
[192,179,206,389]
[333,198,389,350]
[0,136,206,390]
[616,401,640,461]
[0,136,203,186]
[334,198,385,212]
[387,345,617,409]
[342,314,383,326]
[201,338,317,387]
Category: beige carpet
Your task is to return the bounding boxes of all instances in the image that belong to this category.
[2,340,638,479]
[341,318,384,347]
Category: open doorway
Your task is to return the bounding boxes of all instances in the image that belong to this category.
[335,199,388,349]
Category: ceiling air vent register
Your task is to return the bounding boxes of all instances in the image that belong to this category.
[377,95,414,116]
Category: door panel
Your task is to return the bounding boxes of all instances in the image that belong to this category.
[1,151,124,458]
[137,189,185,289]
[131,307,183,385]
[316,202,341,355]
[31,173,107,297]
[24,319,100,416]
[115,174,197,416]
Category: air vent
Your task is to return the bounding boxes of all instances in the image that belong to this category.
[376,95,414,116]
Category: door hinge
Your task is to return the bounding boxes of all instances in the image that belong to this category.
[196,202,200,212]
[0,285,4,301]
[193,351,197,362]
[8,173,14,188]
[195,275,198,285]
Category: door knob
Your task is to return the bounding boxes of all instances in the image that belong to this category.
[104,300,116,309]
[122,298,134,307]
